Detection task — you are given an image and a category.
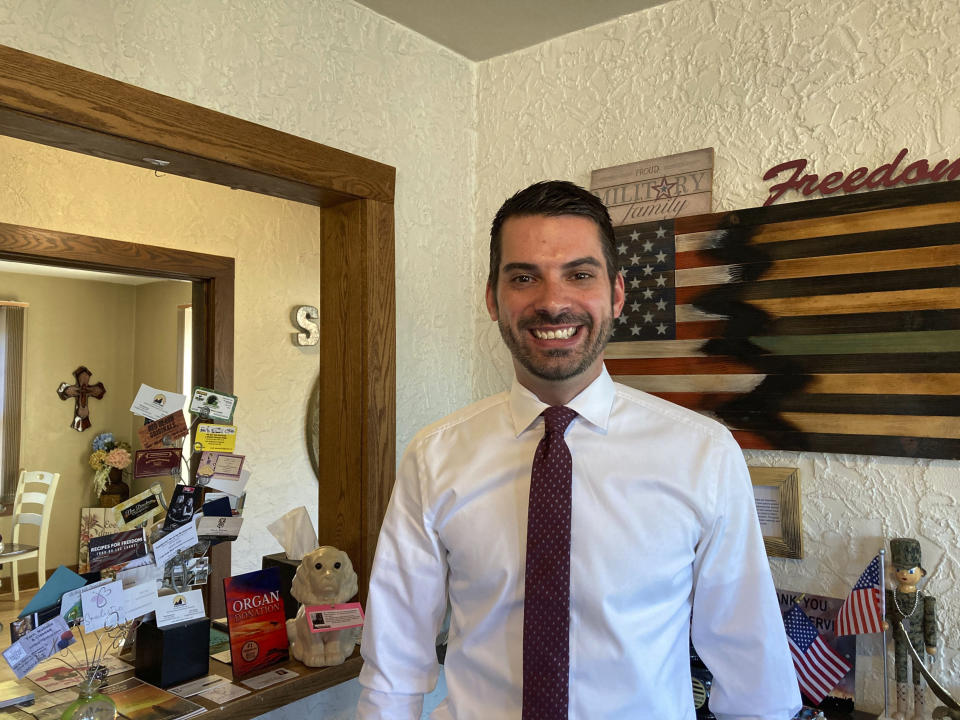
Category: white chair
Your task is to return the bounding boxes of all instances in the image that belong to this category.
[7,470,60,602]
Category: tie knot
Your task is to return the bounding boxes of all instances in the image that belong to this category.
[542,405,577,434]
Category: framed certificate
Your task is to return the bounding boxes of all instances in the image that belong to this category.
[749,466,802,559]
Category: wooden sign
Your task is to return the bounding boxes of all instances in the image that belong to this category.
[590,148,713,226]
[604,180,960,460]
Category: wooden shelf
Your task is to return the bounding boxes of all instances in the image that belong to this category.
[195,654,363,720]
[0,653,363,720]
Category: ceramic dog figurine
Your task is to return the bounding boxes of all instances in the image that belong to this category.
[286,545,359,666]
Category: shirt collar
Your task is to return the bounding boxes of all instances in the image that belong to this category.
[509,365,616,437]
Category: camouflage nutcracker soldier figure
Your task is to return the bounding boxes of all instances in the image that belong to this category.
[884,538,937,720]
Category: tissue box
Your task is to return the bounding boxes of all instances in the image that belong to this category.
[135,617,210,688]
[261,553,300,620]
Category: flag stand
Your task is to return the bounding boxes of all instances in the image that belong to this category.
[880,547,889,720]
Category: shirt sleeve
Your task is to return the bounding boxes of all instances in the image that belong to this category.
[689,435,802,720]
[357,437,450,720]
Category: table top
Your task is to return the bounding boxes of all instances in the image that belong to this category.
[0,648,363,720]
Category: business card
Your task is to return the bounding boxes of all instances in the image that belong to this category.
[153,520,200,569]
[197,452,244,480]
[304,602,364,633]
[61,578,111,627]
[170,674,229,698]
[163,485,201,531]
[190,387,238,423]
[194,423,237,452]
[130,384,187,421]
[241,667,299,690]
[81,580,125,631]
[134,448,182,479]
[155,589,205,628]
[2,616,74,677]
[138,410,189,450]
[196,515,243,540]
[200,681,250,703]
[203,468,250,497]
[114,483,166,529]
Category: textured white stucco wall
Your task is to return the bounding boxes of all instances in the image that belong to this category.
[0,0,476,556]
[475,0,960,711]
[0,0,477,459]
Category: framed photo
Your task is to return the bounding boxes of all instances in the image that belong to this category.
[749,466,802,559]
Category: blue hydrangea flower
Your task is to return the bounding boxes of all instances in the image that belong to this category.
[92,432,114,451]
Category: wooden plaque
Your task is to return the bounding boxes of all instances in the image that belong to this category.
[591,148,713,225]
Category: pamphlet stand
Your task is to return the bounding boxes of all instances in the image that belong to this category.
[135,617,210,688]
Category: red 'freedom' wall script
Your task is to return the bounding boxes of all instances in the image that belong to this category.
[763,149,960,206]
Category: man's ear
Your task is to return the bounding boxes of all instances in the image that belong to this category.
[485,283,499,321]
[612,271,625,318]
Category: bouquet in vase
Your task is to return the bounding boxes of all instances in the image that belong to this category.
[88,432,132,495]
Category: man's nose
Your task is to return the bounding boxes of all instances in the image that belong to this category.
[532,276,571,316]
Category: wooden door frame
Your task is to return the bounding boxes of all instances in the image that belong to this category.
[0,46,396,615]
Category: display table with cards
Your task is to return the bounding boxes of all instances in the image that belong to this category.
[0,645,363,720]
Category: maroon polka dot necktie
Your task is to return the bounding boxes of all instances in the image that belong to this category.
[522,405,578,720]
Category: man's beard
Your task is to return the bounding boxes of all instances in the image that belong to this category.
[498,310,614,382]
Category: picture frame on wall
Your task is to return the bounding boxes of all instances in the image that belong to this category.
[749,466,802,559]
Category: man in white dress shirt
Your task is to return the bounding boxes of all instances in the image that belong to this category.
[357,181,801,719]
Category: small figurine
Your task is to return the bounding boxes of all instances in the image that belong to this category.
[286,545,359,666]
[885,538,937,720]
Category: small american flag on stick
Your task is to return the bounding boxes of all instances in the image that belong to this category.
[783,603,852,705]
[835,555,884,636]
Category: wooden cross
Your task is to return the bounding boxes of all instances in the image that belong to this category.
[57,366,106,432]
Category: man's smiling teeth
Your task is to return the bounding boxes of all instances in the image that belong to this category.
[533,327,577,340]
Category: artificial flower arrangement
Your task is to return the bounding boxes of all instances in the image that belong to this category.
[88,432,132,495]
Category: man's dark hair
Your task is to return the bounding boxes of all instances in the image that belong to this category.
[488,180,617,291]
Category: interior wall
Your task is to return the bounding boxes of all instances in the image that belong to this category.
[0,0,477,557]
[1,2,475,716]
[0,0,478,460]
[475,0,960,709]
[0,271,136,571]
[0,133,328,579]
[130,279,193,499]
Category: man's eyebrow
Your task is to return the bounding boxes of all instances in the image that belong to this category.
[562,256,603,270]
[502,262,538,274]
[501,257,603,273]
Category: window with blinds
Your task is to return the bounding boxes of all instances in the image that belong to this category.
[0,303,25,507]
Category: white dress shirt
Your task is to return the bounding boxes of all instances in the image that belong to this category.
[358,367,801,720]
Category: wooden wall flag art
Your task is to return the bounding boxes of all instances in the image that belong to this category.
[57,365,106,432]
[605,180,960,460]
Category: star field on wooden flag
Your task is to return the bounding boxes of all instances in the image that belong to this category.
[611,223,676,341]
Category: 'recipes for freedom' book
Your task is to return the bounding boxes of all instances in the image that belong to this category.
[223,567,289,678]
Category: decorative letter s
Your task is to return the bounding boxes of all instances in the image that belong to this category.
[294,305,319,346]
